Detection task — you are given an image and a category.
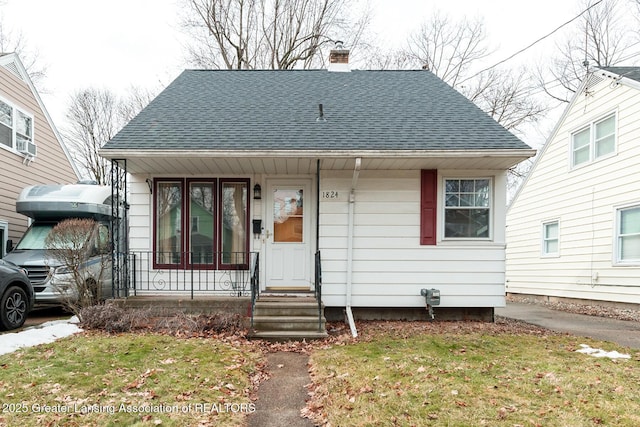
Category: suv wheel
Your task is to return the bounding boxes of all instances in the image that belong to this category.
[0,286,28,330]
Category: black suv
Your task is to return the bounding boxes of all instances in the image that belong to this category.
[0,259,34,330]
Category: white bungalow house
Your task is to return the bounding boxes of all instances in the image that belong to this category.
[100,47,534,335]
[506,67,640,307]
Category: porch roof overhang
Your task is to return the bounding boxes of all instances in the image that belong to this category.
[100,148,536,175]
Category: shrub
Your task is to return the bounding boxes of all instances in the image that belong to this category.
[79,301,244,335]
[78,301,152,333]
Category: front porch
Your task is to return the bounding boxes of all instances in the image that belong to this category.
[111,250,326,340]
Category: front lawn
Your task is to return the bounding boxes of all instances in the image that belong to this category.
[0,333,262,427]
[2,319,639,427]
[308,321,640,426]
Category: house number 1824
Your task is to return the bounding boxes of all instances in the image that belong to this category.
[321,191,339,199]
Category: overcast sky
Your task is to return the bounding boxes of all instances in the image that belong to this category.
[1,0,592,144]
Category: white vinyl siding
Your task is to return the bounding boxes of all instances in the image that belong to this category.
[129,168,510,307]
[321,169,507,308]
[571,113,616,168]
[507,75,640,305]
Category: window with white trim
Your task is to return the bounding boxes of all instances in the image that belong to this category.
[616,205,640,263]
[444,178,491,238]
[571,113,615,167]
[0,98,35,156]
[542,220,559,256]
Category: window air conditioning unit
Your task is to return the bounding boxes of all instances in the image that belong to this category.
[17,139,37,156]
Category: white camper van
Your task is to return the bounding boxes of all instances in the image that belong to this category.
[4,183,114,305]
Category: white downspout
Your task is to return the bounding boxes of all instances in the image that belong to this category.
[346,157,361,337]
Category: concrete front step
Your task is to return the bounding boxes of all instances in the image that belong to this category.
[252,315,326,331]
[248,330,328,341]
[250,294,327,340]
[254,301,323,317]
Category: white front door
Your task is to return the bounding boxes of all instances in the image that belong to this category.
[265,180,312,289]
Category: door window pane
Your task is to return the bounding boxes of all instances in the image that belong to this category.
[273,189,303,243]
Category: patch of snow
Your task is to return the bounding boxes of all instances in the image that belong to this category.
[0,317,82,356]
[576,344,631,359]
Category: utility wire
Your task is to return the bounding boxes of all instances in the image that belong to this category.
[457,0,605,85]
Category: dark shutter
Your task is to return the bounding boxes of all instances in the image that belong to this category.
[420,169,437,245]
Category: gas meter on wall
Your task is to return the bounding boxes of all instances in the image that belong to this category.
[420,288,441,320]
[421,288,440,306]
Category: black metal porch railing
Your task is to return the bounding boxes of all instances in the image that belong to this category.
[250,252,260,328]
[314,250,322,332]
[125,251,257,299]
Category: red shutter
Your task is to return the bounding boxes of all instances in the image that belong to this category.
[420,169,437,245]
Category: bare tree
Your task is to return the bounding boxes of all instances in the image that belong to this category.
[0,18,47,86]
[462,68,546,132]
[536,0,637,103]
[367,12,547,133]
[45,218,109,318]
[64,87,156,184]
[180,0,370,69]
[360,47,412,70]
[405,13,491,88]
[117,85,157,123]
[64,88,119,185]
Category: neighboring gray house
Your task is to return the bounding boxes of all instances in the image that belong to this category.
[507,67,640,307]
[0,53,79,257]
[101,46,534,332]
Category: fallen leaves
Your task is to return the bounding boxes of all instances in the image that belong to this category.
[123,368,164,391]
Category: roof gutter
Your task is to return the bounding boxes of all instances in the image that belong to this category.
[100,148,536,160]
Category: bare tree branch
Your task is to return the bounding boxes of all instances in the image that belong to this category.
[181,0,370,69]
[403,13,491,87]
[368,11,547,134]
[462,68,546,131]
[536,0,637,102]
[45,219,109,317]
[0,18,47,87]
[63,87,156,184]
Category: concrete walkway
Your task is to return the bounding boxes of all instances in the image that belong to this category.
[247,352,315,427]
[496,302,640,349]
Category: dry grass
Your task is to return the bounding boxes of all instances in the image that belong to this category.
[307,320,640,426]
[0,332,263,427]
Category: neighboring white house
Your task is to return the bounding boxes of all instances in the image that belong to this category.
[506,67,640,306]
[100,46,534,322]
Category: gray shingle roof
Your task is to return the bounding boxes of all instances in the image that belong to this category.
[103,69,530,152]
[600,67,640,83]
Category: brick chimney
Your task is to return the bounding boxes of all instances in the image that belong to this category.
[328,40,350,72]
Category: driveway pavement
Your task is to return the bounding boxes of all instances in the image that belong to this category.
[24,306,70,328]
[496,302,640,349]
